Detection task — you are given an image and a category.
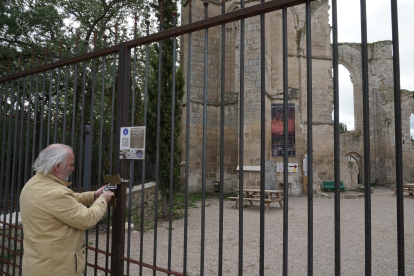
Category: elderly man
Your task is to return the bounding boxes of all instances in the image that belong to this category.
[20,144,114,276]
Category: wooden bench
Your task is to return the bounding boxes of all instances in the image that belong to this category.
[322,181,345,192]
[392,188,414,196]
[228,193,283,212]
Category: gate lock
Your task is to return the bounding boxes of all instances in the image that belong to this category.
[101,174,129,208]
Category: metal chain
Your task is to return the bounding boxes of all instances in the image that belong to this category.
[101,178,129,194]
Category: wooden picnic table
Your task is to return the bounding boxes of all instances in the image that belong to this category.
[392,184,414,196]
[228,188,283,212]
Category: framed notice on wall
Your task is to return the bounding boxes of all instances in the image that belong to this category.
[120,126,146,160]
[271,103,295,157]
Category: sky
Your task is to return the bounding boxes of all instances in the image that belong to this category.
[327,0,414,135]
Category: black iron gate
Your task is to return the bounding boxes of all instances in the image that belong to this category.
[0,0,407,275]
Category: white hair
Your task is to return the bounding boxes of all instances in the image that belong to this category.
[33,144,73,175]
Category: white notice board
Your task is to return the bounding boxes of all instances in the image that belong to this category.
[120,126,146,160]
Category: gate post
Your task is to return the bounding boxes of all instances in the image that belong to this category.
[111,42,131,275]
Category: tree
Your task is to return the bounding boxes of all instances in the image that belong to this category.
[0,0,152,185]
[339,122,348,133]
[146,0,184,217]
[0,0,148,68]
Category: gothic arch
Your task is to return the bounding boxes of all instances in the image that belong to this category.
[346,152,361,183]
[226,2,239,13]
[310,0,328,16]
[337,44,365,131]
[346,152,361,167]
[338,57,361,86]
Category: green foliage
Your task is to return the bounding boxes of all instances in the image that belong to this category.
[339,122,348,133]
[2,253,15,261]
[146,0,184,215]
[0,0,149,68]
[0,0,66,65]
[0,0,153,185]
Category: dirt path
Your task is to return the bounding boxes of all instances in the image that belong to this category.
[87,187,414,275]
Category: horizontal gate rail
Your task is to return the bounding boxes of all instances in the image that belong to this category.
[120,257,186,276]
[0,0,316,83]
[0,45,120,82]
[85,262,111,274]
[0,245,22,258]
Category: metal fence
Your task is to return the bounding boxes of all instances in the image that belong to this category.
[0,0,406,275]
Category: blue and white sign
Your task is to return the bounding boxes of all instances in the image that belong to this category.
[120,126,146,160]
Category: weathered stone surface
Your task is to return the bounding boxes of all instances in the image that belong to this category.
[343,194,358,199]
[179,0,414,195]
[125,182,158,211]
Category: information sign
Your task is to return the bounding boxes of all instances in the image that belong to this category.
[120,126,146,160]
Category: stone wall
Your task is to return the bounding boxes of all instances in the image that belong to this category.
[180,0,414,194]
[126,182,158,211]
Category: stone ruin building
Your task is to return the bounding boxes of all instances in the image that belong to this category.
[179,0,414,195]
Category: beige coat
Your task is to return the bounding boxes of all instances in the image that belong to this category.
[20,173,107,276]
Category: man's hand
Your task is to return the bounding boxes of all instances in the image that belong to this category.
[99,191,115,203]
[94,185,107,200]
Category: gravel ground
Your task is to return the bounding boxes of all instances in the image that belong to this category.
[87,187,414,275]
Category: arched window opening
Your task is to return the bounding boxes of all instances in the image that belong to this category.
[410,114,414,144]
[332,65,355,131]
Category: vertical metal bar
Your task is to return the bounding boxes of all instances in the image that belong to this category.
[305,2,313,275]
[77,42,89,192]
[85,40,96,273]
[390,1,405,275]
[3,66,16,275]
[238,0,245,274]
[153,12,163,276]
[0,69,5,131]
[69,41,79,190]
[39,52,48,151]
[71,40,79,149]
[140,20,150,276]
[0,68,4,121]
[200,2,209,276]
[106,31,118,275]
[282,7,289,276]
[0,70,9,204]
[95,36,107,276]
[219,0,226,275]
[84,43,97,270]
[331,0,341,274]
[260,2,266,276]
[0,70,10,268]
[7,65,22,275]
[14,62,28,275]
[53,52,62,143]
[31,59,40,177]
[168,11,178,273]
[111,42,130,276]
[47,52,55,146]
[359,1,372,274]
[184,1,192,274]
[62,47,71,144]
[24,59,34,183]
[127,20,138,275]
